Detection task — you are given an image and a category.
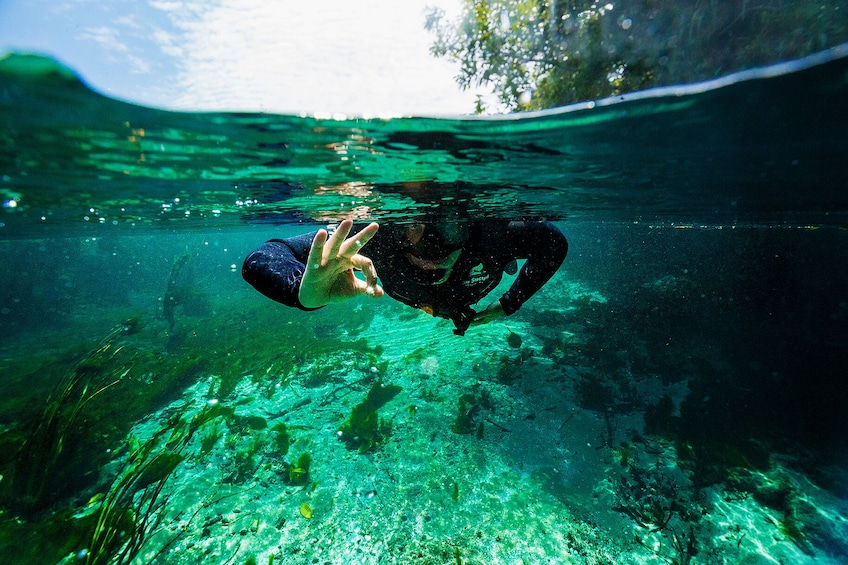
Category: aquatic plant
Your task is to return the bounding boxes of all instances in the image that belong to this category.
[495,348,533,385]
[452,393,481,435]
[303,359,336,388]
[272,423,291,456]
[299,502,313,519]
[670,527,699,565]
[451,387,495,436]
[229,434,265,484]
[613,461,692,532]
[505,328,522,348]
[338,381,402,453]
[200,423,221,455]
[635,524,700,565]
[284,452,312,486]
[6,320,138,515]
[727,469,825,556]
[85,402,226,565]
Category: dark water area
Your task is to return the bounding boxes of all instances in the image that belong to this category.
[1,47,847,564]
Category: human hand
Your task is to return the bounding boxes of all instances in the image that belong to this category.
[298,219,384,308]
[470,299,505,326]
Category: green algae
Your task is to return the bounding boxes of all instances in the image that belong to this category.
[506,328,522,348]
[0,290,389,562]
[1,319,148,516]
[84,403,227,565]
[284,452,312,486]
[338,381,403,453]
[452,393,480,435]
[272,423,291,457]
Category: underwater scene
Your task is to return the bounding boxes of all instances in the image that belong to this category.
[1,45,848,564]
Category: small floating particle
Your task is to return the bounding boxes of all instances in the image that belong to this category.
[300,502,313,519]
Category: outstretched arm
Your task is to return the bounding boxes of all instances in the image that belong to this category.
[242,220,383,309]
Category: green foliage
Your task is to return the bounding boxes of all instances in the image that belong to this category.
[506,328,522,348]
[85,404,223,565]
[3,321,139,516]
[191,403,235,433]
[230,435,265,484]
[284,452,312,486]
[452,387,496,435]
[614,460,691,532]
[200,423,221,456]
[0,509,97,565]
[272,423,291,456]
[303,359,336,388]
[452,393,481,435]
[426,0,848,111]
[241,415,268,430]
[496,348,533,385]
[338,382,402,453]
[0,279,389,562]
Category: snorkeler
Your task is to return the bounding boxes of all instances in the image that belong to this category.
[242,219,567,335]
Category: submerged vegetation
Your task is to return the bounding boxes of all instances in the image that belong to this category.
[0,287,388,563]
[84,405,221,565]
[2,318,146,516]
[1,224,846,563]
[338,381,403,454]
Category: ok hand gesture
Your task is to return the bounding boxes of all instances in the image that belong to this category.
[298,219,384,308]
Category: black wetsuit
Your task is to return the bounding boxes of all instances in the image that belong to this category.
[242,221,568,335]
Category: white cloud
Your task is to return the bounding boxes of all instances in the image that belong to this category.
[151,28,183,58]
[147,0,485,115]
[116,14,142,30]
[127,53,151,74]
[77,26,129,53]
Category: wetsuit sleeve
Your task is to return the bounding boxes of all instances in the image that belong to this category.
[242,233,320,310]
[499,222,568,316]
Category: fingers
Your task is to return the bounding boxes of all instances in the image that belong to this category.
[324,219,352,261]
[306,229,328,270]
[339,222,379,257]
[351,253,383,297]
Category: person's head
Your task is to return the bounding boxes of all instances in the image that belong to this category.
[394,221,470,284]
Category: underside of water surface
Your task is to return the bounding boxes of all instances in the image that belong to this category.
[1,47,847,564]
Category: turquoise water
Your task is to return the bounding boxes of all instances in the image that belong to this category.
[1,46,847,564]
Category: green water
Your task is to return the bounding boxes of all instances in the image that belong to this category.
[1,48,847,564]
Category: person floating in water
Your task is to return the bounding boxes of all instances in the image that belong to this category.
[242,219,568,335]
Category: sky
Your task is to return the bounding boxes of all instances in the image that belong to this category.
[0,0,489,116]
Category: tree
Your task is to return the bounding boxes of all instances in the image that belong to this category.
[426,0,848,112]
